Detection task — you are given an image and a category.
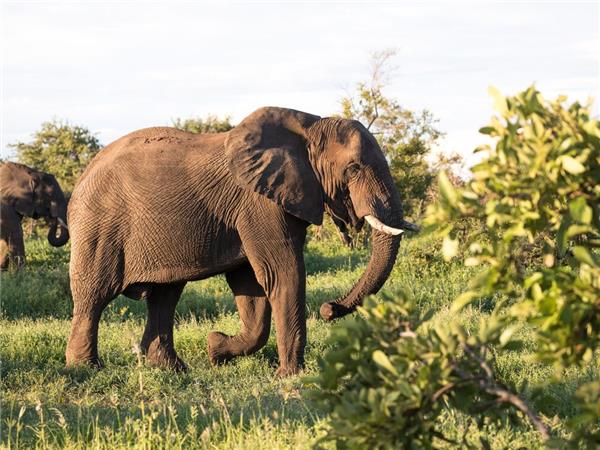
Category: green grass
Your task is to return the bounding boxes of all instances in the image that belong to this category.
[1,235,597,449]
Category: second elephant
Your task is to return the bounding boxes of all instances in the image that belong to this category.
[0,162,69,270]
[66,107,417,375]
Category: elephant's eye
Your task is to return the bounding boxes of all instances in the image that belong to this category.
[345,163,361,180]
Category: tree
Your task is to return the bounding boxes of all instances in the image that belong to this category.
[340,50,443,219]
[171,114,234,134]
[9,120,101,193]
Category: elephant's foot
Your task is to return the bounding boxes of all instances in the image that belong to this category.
[141,340,187,372]
[275,365,302,378]
[65,352,103,369]
[66,337,103,369]
[207,331,235,365]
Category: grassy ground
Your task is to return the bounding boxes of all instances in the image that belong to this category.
[0,234,597,449]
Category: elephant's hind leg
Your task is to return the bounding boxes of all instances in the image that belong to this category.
[66,288,114,368]
[208,265,271,365]
[140,282,187,371]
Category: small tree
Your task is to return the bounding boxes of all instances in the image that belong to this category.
[340,50,443,219]
[9,120,101,193]
[171,114,234,134]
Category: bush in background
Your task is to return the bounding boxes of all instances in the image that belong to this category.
[171,115,234,133]
[9,120,101,193]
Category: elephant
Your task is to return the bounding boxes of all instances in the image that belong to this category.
[0,162,70,270]
[65,107,418,376]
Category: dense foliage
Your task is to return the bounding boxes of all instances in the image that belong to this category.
[313,86,600,448]
[310,293,549,449]
[171,114,234,134]
[9,120,101,193]
[431,86,600,368]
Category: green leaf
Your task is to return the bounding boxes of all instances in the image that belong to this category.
[499,325,520,347]
[569,197,593,224]
[556,217,571,257]
[561,156,585,174]
[372,350,398,375]
[451,291,478,313]
[572,246,599,267]
[438,171,458,208]
[479,126,495,135]
[488,86,508,115]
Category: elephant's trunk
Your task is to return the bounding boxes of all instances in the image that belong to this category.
[47,217,69,247]
[319,228,401,321]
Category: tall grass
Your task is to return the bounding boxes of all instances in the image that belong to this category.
[1,235,596,448]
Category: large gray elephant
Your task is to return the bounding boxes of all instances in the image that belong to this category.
[66,107,417,375]
[0,162,69,270]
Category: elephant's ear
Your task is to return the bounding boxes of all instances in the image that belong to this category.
[14,177,36,217]
[225,107,324,225]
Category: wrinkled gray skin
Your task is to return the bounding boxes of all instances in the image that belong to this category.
[0,162,69,270]
[66,107,415,376]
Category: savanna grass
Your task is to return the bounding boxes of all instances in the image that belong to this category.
[1,235,595,448]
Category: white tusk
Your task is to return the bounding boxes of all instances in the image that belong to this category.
[57,217,69,230]
[364,215,404,235]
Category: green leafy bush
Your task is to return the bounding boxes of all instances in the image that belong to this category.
[312,86,600,448]
[309,293,547,449]
[427,86,600,368]
[171,114,234,133]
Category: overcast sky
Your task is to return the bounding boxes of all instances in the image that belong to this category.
[1,1,598,165]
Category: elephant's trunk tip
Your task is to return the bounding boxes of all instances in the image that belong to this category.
[319,302,353,321]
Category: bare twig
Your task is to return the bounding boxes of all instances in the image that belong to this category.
[461,345,550,441]
[484,385,550,442]
[366,88,379,131]
[431,382,456,402]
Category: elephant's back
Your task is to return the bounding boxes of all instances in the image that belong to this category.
[69,125,232,225]
[74,127,226,187]
[72,127,225,201]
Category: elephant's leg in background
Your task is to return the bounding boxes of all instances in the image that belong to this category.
[240,213,308,377]
[0,238,9,270]
[0,207,25,270]
[140,282,187,371]
[208,265,271,365]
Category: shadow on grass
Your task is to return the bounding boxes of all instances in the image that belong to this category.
[305,245,367,275]
[1,244,365,321]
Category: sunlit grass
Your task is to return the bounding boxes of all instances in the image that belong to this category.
[0,234,594,448]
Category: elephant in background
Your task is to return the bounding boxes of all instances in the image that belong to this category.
[0,162,69,270]
[66,107,417,375]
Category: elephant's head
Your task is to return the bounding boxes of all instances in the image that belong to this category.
[3,163,70,247]
[225,107,418,321]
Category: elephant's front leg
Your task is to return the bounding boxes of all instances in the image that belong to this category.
[239,213,308,376]
[269,266,307,377]
[208,265,271,364]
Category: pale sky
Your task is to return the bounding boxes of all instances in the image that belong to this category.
[1,1,598,166]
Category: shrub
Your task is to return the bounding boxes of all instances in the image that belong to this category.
[309,293,546,449]
[312,86,600,448]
